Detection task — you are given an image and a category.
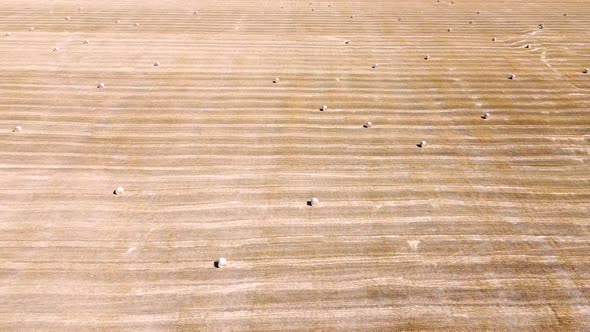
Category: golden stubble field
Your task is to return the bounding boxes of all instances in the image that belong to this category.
[0,0,589,330]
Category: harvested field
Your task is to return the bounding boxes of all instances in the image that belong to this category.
[0,0,589,330]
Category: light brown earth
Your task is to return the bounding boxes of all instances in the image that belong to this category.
[0,0,589,330]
